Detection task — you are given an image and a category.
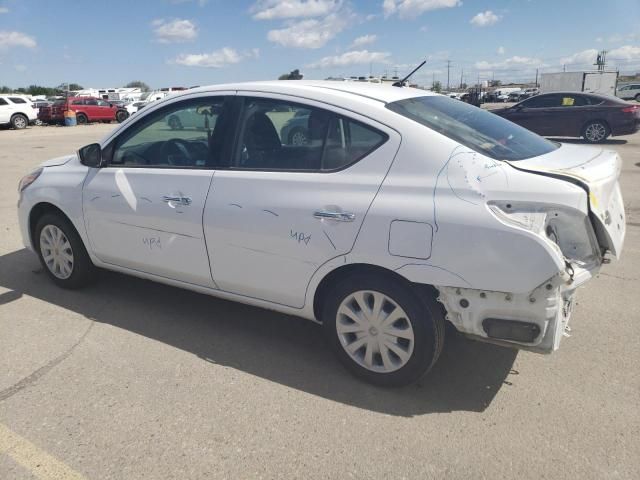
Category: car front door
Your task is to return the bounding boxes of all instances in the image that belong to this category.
[542,94,592,137]
[204,94,401,308]
[96,99,115,120]
[507,94,561,135]
[83,94,236,287]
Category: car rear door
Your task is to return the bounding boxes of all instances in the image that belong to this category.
[203,94,401,308]
[543,94,591,137]
[83,93,236,287]
[0,97,10,123]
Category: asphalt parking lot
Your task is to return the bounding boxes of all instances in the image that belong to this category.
[1,123,639,479]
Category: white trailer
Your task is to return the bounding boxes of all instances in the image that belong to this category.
[540,71,618,96]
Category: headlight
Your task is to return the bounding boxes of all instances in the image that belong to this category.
[18,168,43,192]
[488,201,600,263]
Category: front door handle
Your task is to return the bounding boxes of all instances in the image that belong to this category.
[163,195,192,206]
[313,210,355,222]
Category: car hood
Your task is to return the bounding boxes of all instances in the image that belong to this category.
[39,154,75,168]
[506,143,625,258]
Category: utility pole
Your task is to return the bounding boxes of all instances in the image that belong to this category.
[535,68,538,87]
[595,50,607,71]
[446,60,451,91]
[460,68,464,89]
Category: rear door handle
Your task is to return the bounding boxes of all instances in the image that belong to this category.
[163,195,192,206]
[313,210,355,222]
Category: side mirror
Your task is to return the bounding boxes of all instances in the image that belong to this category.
[78,143,103,168]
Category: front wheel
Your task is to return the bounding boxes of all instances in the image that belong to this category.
[322,274,445,387]
[582,120,610,143]
[115,110,129,123]
[35,213,96,289]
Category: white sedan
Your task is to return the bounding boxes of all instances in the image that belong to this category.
[17,81,625,386]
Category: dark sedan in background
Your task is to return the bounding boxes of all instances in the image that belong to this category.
[493,92,640,143]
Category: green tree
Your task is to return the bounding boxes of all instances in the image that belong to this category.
[125,81,150,91]
[432,80,442,93]
[27,85,57,96]
[489,79,502,87]
[55,83,83,92]
[0,86,12,93]
[278,69,303,80]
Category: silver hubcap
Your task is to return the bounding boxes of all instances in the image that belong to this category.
[585,123,606,141]
[14,116,26,128]
[336,290,415,373]
[40,225,74,279]
[291,131,308,145]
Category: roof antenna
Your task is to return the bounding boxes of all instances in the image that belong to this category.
[393,59,427,87]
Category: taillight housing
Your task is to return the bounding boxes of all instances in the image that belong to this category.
[621,105,639,113]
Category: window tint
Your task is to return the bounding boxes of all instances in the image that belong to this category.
[109,97,232,169]
[97,100,110,107]
[0,98,8,106]
[386,95,557,161]
[521,94,561,108]
[85,98,98,106]
[9,97,27,104]
[235,98,386,171]
[72,100,83,105]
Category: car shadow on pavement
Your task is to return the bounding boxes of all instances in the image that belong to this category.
[550,137,628,145]
[0,249,518,417]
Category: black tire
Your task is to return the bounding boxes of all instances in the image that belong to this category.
[116,110,128,123]
[76,113,88,125]
[34,213,96,289]
[322,273,445,387]
[168,115,182,130]
[635,94,640,102]
[288,127,309,146]
[582,120,610,143]
[11,113,28,130]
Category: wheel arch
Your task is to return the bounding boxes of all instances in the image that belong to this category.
[29,202,76,250]
[581,118,611,134]
[312,262,439,322]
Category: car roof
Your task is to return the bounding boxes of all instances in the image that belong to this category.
[180,80,436,105]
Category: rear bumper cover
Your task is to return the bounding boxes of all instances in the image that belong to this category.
[436,263,596,353]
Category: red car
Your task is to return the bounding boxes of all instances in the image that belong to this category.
[38,96,129,125]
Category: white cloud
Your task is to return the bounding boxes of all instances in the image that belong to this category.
[475,55,546,71]
[419,25,429,32]
[307,49,391,68]
[559,48,598,67]
[470,10,501,27]
[0,7,9,13]
[497,46,505,55]
[250,0,341,20]
[152,18,197,43]
[0,31,37,49]
[595,37,603,43]
[267,13,348,48]
[609,45,640,61]
[14,64,27,72]
[172,47,253,67]
[383,0,461,19]
[350,34,377,48]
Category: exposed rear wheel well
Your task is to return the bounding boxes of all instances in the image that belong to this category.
[312,263,440,322]
[29,203,74,249]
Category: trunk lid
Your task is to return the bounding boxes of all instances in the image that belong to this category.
[506,143,625,258]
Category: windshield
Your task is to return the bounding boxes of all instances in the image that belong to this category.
[386,95,558,161]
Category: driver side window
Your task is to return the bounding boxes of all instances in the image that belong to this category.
[109,97,232,169]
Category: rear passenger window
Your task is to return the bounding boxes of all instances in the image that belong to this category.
[0,98,8,106]
[8,97,27,104]
[235,98,387,171]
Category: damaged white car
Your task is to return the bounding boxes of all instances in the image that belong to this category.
[17,81,625,386]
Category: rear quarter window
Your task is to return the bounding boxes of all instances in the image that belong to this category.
[8,97,27,104]
[386,95,558,161]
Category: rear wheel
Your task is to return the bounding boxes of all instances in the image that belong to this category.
[322,273,445,387]
[635,93,640,102]
[76,113,88,125]
[582,120,610,143]
[11,114,28,129]
[35,213,96,289]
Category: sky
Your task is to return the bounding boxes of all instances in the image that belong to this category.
[1,0,639,89]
